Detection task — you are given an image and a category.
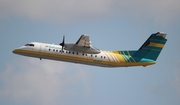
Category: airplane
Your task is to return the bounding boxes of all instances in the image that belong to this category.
[13,32,167,67]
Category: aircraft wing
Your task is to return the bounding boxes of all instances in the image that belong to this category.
[64,34,100,54]
[76,35,91,48]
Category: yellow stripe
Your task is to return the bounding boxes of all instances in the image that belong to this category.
[111,52,120,62]
[112,51,126,63]
[149,42,164,48]
[16,49,110,65]
[14,49,156,67]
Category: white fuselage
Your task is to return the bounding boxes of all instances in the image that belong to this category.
[13,42,155,67]
[13,42,117,67]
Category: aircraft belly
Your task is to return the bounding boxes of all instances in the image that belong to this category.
[39,51,112,67]
[14,49,155,67]
[13,49,41,58]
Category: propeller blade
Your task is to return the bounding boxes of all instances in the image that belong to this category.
[59,36,65,51]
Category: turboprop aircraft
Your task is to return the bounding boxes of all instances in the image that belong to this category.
[13,32,167,67]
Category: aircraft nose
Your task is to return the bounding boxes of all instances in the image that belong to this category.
[12,46,25,54]
[12,47,23,54]
[12,49,18,54]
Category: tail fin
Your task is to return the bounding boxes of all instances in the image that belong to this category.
[134,32,167,61]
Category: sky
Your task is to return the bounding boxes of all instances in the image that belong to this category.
[0,0,180,105]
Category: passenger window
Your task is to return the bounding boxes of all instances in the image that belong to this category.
[56,50,58,52]
[95,55,97,57]
[53,49,55,51]
[49,49,51,51]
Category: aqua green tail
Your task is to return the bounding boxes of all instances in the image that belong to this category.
[133,32,167,61]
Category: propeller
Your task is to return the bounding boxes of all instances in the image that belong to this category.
[59,36,65,51]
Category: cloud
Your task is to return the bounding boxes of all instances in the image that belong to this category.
[0,0,180,23]
[0,57,91,105]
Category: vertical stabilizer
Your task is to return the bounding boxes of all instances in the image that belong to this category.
[134,32,167,61]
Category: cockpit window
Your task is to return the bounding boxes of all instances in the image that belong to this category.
[25,44,34,47]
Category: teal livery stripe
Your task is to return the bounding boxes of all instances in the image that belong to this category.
[127,51,136,62]
[150,39,166,44]
[142,46,162,51]
[118,51,128,62]
[123,51,134,62]
[121,51,131,62]
[118,51,136,62]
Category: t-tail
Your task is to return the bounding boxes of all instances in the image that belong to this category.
[131,32,167,62]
